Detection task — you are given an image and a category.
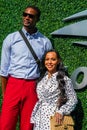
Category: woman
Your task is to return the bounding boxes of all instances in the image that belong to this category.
[31,50,78,130]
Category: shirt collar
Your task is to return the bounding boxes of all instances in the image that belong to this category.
[45,71,58,77]
[22,27,39,37]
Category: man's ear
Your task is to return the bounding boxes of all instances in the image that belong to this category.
[36,15,40,22]
[37,17,40,22]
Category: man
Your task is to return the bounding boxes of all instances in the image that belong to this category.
[0,5,52,130]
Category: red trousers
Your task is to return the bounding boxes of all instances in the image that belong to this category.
[1,76,38,130]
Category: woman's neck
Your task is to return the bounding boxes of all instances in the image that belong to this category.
[48,72,52,78]
[48,71,57,78]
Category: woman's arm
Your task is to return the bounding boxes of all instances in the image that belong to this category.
[56,76,78,115]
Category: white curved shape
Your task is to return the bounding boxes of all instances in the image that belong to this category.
[51,20,87,37]
[73,41,87,46]
[63,10,87,21]
[71,67,87,89]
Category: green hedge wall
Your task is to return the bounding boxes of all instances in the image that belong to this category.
[0,0,87,130]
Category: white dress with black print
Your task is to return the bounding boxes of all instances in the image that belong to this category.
[31,72,78,130]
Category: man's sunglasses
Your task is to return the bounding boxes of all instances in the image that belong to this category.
[23,12,35,19]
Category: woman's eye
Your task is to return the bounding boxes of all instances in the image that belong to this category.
[52,58,56,61]
[45,58,49,61]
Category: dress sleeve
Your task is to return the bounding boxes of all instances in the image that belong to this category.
[56,76,78,115]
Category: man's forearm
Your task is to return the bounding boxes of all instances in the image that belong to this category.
[1,76,8,97]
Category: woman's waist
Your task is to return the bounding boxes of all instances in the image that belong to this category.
[40,98,58,105]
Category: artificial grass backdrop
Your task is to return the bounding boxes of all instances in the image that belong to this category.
[0,0,87,130]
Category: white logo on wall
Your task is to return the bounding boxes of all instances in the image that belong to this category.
[51,10,87,90]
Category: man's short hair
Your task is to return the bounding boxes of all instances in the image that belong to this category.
[26,5,41,21]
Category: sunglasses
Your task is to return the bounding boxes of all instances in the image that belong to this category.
[23,12,35,19]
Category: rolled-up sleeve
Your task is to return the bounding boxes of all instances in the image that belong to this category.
[0,36,11,77]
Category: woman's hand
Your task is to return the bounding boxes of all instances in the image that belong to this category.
[55,112,63,125]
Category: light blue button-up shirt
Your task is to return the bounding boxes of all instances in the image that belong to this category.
[0,27,52,79]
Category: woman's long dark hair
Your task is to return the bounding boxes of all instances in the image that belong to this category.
[38,49,68,108]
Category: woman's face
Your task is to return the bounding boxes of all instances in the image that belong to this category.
[45,52,60,74]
